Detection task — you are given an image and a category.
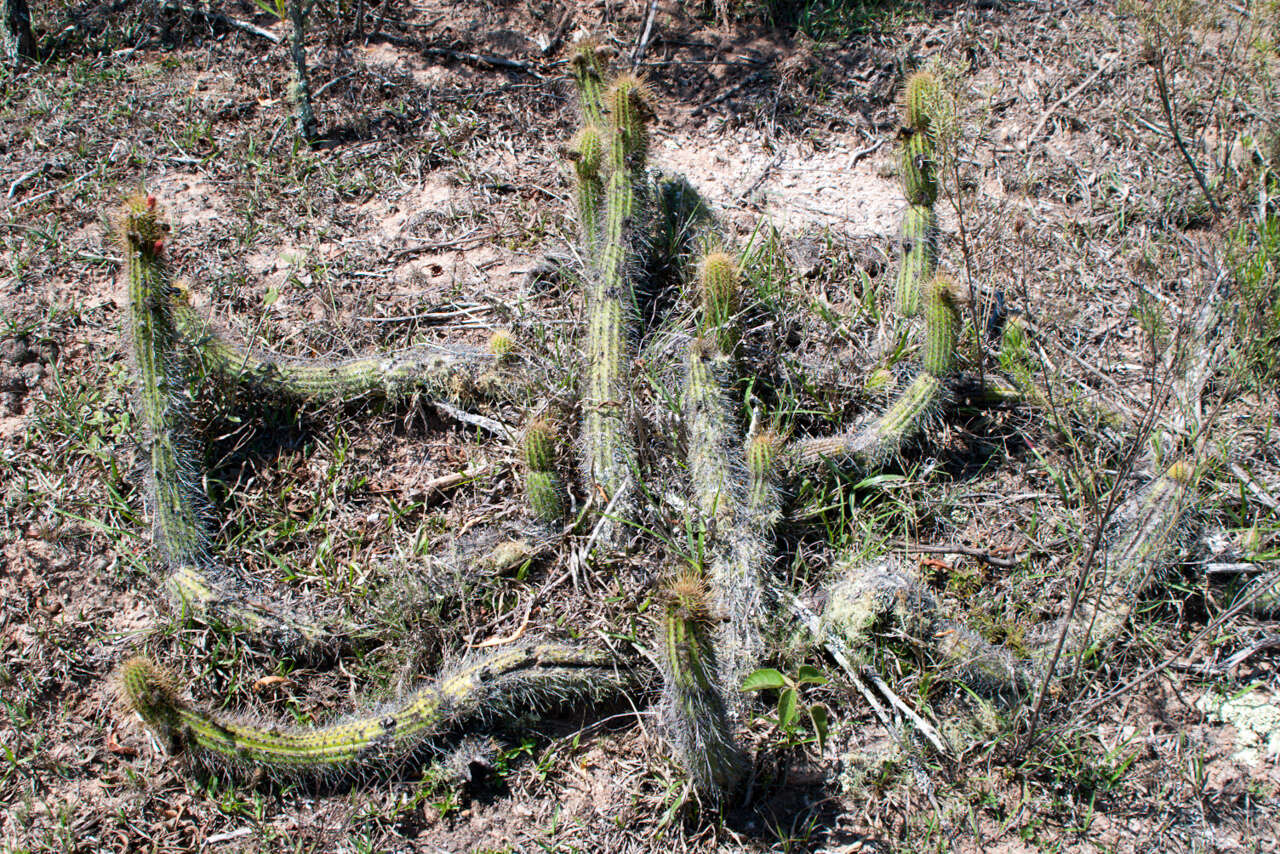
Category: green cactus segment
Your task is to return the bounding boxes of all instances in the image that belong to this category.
[792,372,943,470]
[570,124,605,254]
[570,39,607,128]
[1035,461,1196,670]
[903,70,940,133]
[684,343,766,701]
[894,203,937,318]
[660,575,747,798]
[901,129,938,207]
[123,199,325,652]
[121,643,633,777]
[697,251,741,353]
[821,558,1033,695]
[579,75,651,543]
[523,419,566,523]
[168,290,498,403]
[122,198,205,567]
[745,430,782,526]
[923,275,961,377]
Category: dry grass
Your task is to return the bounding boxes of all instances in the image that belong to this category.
[2,1,1279,852]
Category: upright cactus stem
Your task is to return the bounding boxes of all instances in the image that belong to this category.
[570,38,608,128]
[579,73,651,545]
[121,196,325,653]
[698,251,741,353]
[923,274,962,377]
[569,124,605,254]
[893,70,944,318]
[523,419,566,523]
[659,574,746,799]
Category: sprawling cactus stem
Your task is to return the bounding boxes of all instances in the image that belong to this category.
[569,124,605,254]
[698,251,741,353]
[903,70,940,134]
[570,38,608,128]
[791,372,943,470]
[821,558,1034,696]
[900,127,939,208]
[120,643,635,778]
[523,418,566,523]
[121,197,326,652]
[923,274,961,377]
[684,340,766,704]
[580,73,650,545]
[895,203,937,318]
[659,573,747,799]
[168,287,502,404]
[746,429,782,527]
[1034,460,1196,672]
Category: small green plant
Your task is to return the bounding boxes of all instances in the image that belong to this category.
[741,665,830,752]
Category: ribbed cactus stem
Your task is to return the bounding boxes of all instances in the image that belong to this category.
[168,288,501,403]
[900,128,938,207]
[685,341,766,703]
[523,419,566,523]
[570,38,607,128]
[923,274,961,377]
[580,74,651,545]
[792,372,943,470]
[1035,461,1196,672]
[745,429,782,527]
[698,251,741,352]
[122,198,325,653]
[120,643,634,778]
[903,70,940,133]
[895,203,937,318]
[659,574,746,798]
[570,124,605,254]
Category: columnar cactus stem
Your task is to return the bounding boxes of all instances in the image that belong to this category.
[923,274,962,377]
[684,340,766,702]
[120,643,635,778]
[523,418,566,523]
[286,0,317,143]
[698,251,741,354]
[569,124,605,255]
[169,287,503,403]
[580,74,650,545]
[659,574,746,798]
[1033,460,1197,671]
[894,70,944,317]
[570,38,607,129]
[122,198,325,652]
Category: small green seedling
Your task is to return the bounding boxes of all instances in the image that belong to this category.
[741,665,830,751]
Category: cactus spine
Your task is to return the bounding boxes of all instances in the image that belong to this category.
[122,198,325,652]
[894,70,943,317]
[659,574,746,798]
[523,418,566,523]
[579,74,649,545]
[120,643,634,778]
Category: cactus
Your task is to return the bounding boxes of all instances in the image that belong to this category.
[524,418,566,523]
[894,203,938,318]
[119,642,636,778]
[903,70,941,134]
[569,124,605,254]
[570,38,607,129]
[1032,460,1197,672]
[791,371,943,470]
[684,340,767,704]
[168,287,500,404]
[923,274,962,377]
[579,73,651,546]
[659,573,747,798]
[745,429,782,527]
[121,197,325,652]
[698,251,741,353]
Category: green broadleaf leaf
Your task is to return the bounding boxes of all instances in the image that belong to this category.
[795,665,827,686]
[809,704,829,750]
[742,668,787,692]
[778,687,797,728]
